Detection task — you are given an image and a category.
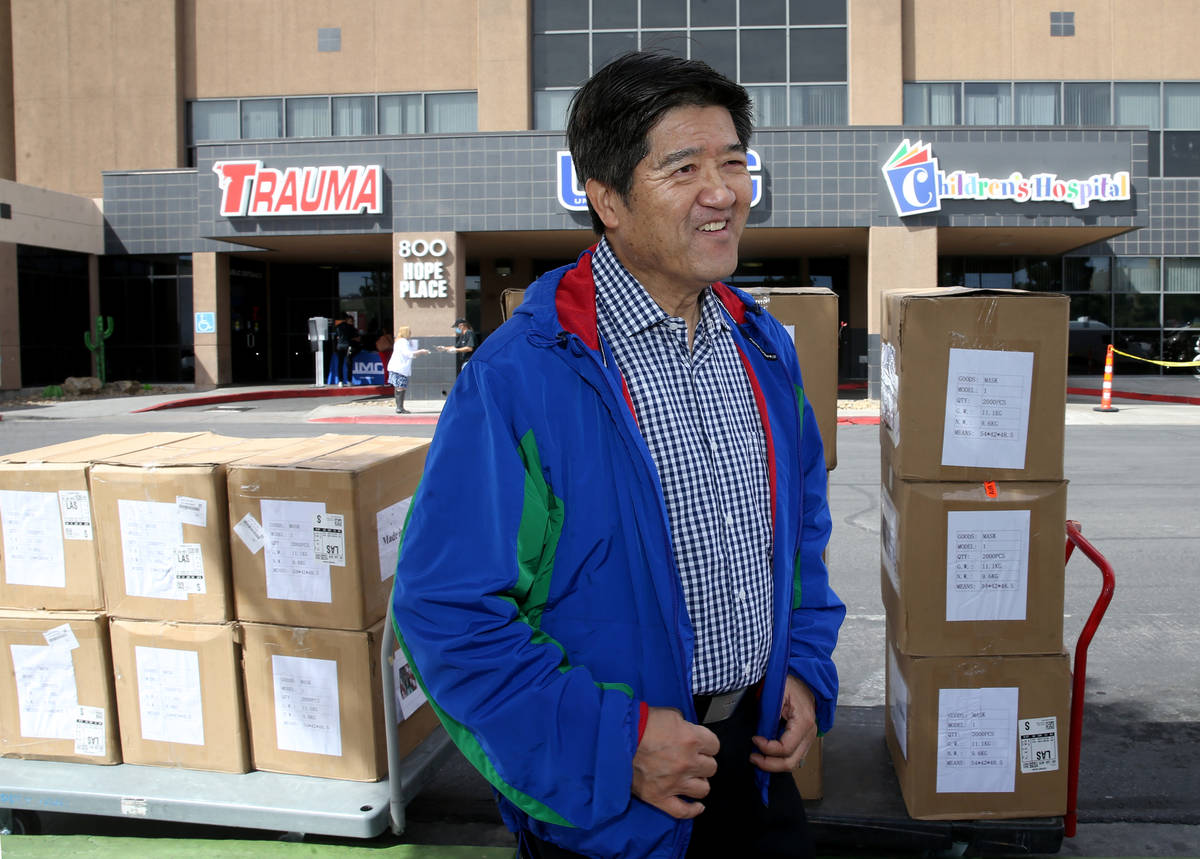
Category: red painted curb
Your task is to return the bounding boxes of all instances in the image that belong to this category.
[1067,386,1200,407]
[131,386,393,412]
[309,415,439,425]
[838,416,880,425]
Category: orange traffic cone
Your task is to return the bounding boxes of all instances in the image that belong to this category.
[1093,344,1119,413]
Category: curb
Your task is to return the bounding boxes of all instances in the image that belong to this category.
[1066,386,1200,407]
[131,386,393,413]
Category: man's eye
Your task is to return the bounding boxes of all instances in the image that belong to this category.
[676,164,697,175]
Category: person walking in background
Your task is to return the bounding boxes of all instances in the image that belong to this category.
[438,318,476,376]
[392,51,843,859]
[387,326,429,414]
[332,312,358,386]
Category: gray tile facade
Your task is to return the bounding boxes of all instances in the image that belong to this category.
[103,128,1157,255]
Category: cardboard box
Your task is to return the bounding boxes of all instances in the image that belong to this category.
[764,288,839,471]
[0,433,201,611]
[880,478,1067,656]
[0,610,121,764]
[90,434,299,623]
[885,634,1070,820]
[793,735,823,800]
[880,288,1069,482]
[240,620,439,781]
[227,435,429,630]
[500,287,525,322]
[109,618,249,773]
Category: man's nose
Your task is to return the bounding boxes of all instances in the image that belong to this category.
[697,164,737,209]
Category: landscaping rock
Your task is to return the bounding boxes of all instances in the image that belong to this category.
[62,376,103,395]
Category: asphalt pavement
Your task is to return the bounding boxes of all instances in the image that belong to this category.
[0,373,1197,857]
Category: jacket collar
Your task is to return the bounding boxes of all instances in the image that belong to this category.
[517,242,763,349]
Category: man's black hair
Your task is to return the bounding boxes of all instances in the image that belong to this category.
[565,50,754,235]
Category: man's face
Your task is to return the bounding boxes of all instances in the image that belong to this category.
[594,104,751,300]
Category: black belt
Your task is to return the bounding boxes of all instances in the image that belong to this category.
[693,687,750,724]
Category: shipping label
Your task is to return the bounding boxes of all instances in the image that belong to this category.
[945,509,1030,621]
[272,653,342,757]
[58,490,94,540]
[941,348,1034,469]
[1019,716,1059,773]
[936,686,1018,793]
[0,489,67,588]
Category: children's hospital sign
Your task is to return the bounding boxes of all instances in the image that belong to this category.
[881,138,1131,217]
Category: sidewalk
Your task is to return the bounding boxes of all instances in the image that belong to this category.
[1,374,1197,425]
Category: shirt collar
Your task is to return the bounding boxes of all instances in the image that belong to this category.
[592,237,730,340]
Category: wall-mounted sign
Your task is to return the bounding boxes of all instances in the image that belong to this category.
[882,139,1130,217]
[212,161,383,217]
[396,236,450,299]
[556,149,764,212]
[194,312,216,334]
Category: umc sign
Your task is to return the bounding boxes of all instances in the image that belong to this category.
[881,138,1131,217]
[557,150,764,211]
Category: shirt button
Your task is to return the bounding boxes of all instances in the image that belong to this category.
[737,588,747,601]
[725,513,734,528]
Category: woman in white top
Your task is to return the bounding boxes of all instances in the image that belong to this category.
[387,326,430,414]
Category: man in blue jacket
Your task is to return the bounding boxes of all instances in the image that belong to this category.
[392,51,844,858]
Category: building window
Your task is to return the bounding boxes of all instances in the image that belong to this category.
[241,99,283,139]
[1050,11,1075,37]
[426,92,478,133]
[903,83,960,125]
[530,0,848,130]
[190,100,239,142]
[964,82,1012,125]
[1064,82,1110,125]
[379,94,423,135]
[285,97,331,138]
[318,28,341,52]
[333,95,375,136]
[1014,82,1059,125]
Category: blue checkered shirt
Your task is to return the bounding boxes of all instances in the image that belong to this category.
[592,239,774,695]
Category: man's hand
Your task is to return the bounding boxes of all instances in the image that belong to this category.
[632,706,719,819]
[750,674,816,773]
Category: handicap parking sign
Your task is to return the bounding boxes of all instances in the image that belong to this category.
[194,312,216,334]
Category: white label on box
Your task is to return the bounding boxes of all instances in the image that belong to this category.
[10,643,78,740]
[118,499,188,601]
[262,500,331,603]
[233,512,266,554]
[172,543,206,594]
[312,512,346,567]
[887,648,909,759]
[941,348,1034,469]
[58,490,93,540]
[880,486,900,598]
[936,686,1018,793]
[272,653,342,757]
[75,704,107,757]
[0,489,66,588]
[135,645,204,746]
[945,509,1030,621]
[120,797,148,817]
[376,497,412,582]
[43,623,80,651]
[880,341,899,447]
[1019,715,1059,774]
[392,647,427,720]
[175,495,208,528]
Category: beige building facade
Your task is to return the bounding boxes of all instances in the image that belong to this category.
[2,1,1195,395]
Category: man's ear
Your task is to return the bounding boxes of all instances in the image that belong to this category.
[586,178,623,232]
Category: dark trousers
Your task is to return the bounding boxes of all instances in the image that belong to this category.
[518,693,814,859]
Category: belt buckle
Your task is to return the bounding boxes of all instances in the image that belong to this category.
[698,687,746,724]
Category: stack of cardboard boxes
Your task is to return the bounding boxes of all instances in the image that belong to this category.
[226,434,439,781]
[0,432,437,783]
[764,286,841,800]
[879,287,1072,820]
[0,432,202,766]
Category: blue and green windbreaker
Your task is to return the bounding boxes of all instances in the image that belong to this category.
[392,246,845,858]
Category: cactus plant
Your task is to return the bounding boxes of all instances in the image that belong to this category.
[84,315,114,383]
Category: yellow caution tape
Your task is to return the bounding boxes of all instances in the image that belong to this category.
[1111,347,1200,368]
